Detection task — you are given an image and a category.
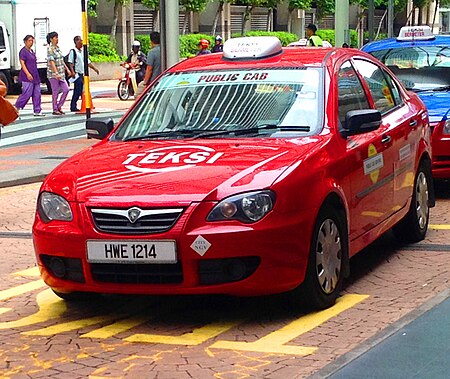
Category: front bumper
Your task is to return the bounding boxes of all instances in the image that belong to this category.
[33,201,316,297]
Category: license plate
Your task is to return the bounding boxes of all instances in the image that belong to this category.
[86,240,177,264]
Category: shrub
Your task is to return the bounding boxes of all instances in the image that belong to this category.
[88,33,121,61]
[135,34,151,55]
[235,31,299,46]
[179,34,214,58]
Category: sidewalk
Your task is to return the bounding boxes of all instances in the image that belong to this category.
[0,79,130,188]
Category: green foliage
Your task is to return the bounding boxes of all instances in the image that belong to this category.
[314,0,335,20]
[350,0,408,13]
[180,0,211,12]
[288,0,313,10]
[87,0,98,17]
[135,35,151,55]
[179,34,214,58]
[88,33,121,61]
[233,31,299,46]
[141,0,159,9]
[316,29,359,47]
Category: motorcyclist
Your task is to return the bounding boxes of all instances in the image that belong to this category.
[211,36,223,53]
[197,39,211,55]
[126,40,147,84]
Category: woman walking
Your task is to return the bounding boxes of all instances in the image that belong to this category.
[46,31,70,115]
[14,35,44,116]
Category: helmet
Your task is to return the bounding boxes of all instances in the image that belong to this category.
[215,35,222,41]
[132,40,141,47]
[199,39,210,48]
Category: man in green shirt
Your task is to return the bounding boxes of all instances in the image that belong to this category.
[306,24,323,47]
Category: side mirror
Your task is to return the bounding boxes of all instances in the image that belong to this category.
[86,118,114,140]
[343,109,382,137]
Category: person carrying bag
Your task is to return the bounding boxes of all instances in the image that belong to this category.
[0,79,19,131]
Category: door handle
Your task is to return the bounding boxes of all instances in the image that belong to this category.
[381,135,392,144]
[409,119,418,127]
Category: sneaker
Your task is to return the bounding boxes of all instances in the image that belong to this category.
[58,109,66,115]
[34,112,45,117]
[52,111,63,115]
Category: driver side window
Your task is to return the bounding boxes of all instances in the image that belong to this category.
[337,61,370,131]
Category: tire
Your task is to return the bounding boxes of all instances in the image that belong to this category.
[117,80,129,100]
[52,289,96,301]
[291,206,347,311]
[0,72,9,96]
[393,162,431,243]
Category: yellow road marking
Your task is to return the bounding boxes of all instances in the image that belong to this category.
[210,294,369,356]
[429,224,450,230]
[81,315,150,339]
[0,289,66,330]
[0,280,46,301]
[13,267,40,277]
[125,320,240,346]
[23,314,117,336]
[0,307,11,315]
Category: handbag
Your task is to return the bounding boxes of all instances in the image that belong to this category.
[0,96,19,126]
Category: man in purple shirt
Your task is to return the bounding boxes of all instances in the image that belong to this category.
[14,35,44,116]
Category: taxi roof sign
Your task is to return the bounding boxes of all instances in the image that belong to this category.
[223,36,282,60]
[397,25,435,41]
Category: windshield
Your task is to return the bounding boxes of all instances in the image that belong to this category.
[370,45,450,91]
[113,68,324,141]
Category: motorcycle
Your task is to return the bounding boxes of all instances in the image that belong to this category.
[117,62,139,101]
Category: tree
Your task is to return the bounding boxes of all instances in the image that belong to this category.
[106,0,132,42]
[141,0,160,31]
[288,0,313,33]
[88,0,98,17]
[260,0,282,31]
[180,0,211,34]
[230,0,265,34]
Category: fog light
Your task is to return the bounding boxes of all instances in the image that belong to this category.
[225,260,247,281]
[49,257,66,278]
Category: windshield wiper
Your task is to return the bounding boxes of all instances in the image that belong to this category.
[192,124,310,139]
[122,129,201,141]
[414,85,450,93]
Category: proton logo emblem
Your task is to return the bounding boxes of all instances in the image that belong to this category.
[127,207,142,223]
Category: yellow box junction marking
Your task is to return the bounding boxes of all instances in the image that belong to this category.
[0,289,66,330]
[125,320,240,346]
[81,315,150,339]
[429,224,450,230]
[210,294,369,356]
[0,280,46,302]
[13,267,41,278]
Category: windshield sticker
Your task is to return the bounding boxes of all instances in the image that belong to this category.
[157,70,319,90]
[122,145,224,174]
[364,144,384,184]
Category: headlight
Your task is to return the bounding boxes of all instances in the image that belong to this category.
[38,192,73,223]
[207,190,275,223]
[443,119,450,134]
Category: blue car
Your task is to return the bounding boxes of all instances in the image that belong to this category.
[362,26,450,179]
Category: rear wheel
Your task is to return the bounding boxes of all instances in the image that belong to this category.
[291,206,346,311]
[117,80,130,100]
[393,162,431,242]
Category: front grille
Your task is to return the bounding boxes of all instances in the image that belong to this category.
[90,262,183,284]
[90,207,184,235]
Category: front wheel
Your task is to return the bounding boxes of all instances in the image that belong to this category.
[290,206,347,311]
[393,162,431,242]
[117,80,130,100]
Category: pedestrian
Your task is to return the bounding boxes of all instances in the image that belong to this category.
[306,24,323,47]
[67,35,99,112]
[46,31,71,115]
[126,40,147,85]
[211,35,223,53]
[143,31,161,86]
[342,43,349,48]
[14,35,45,116]
[197,39,211,55]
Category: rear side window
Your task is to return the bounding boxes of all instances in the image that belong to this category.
[0,28,6,52]
[353,59,398,114]
[337,60,370,130]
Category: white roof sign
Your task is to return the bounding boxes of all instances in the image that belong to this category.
[223,36,282,59]
[397,26,435,41]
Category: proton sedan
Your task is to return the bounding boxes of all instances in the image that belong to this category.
[33,36,434,310]
[362,25,450,178]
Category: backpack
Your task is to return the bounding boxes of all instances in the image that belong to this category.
[63,49,76,82]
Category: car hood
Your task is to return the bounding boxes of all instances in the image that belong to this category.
[417,92,450,123]
[44,138,324,206]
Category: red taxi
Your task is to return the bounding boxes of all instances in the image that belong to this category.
[33,37,434,310]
